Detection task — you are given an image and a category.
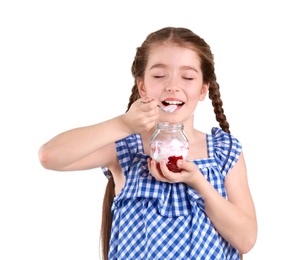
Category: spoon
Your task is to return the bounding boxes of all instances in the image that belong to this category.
[158,104,177,113]
[140,100,177,113]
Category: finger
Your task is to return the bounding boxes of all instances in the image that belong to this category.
[139,97,153,104]
[148,158,162,177]
[158,159,175,180]
[139,98,158,112]
[176,160,197,172]
[148,158,170,182]
[159,159,171,175]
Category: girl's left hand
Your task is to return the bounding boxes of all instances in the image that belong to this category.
[148,158,202,185]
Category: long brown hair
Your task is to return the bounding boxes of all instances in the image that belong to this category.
[100,27,230,260]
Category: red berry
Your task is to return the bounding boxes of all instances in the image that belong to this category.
[166,155,183,172]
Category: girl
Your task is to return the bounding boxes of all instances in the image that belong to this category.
[39,27,257,260]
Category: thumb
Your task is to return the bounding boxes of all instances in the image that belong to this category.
[177,159,197,172]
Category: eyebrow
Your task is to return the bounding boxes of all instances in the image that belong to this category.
[149,64,199,73]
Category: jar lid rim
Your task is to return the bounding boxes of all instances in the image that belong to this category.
[156,122,184,128]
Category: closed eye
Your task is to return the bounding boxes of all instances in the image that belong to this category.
[183,77,194,80]
[154,75,165,78]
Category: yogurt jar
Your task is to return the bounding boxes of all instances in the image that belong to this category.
[150,122,189,172]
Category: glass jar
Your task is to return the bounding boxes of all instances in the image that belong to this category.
[150,122,189,172]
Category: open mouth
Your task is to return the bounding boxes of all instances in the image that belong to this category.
[161,100,185,107]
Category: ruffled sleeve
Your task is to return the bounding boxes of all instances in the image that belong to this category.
[101,134,142,179]
[211,127,242,178]
[115,134,142,177]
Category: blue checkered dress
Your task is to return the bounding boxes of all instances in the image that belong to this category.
[102,127,242,259]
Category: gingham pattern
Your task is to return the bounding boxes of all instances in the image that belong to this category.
[102,127,242,260]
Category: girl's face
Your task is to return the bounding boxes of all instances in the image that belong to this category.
[138,43,209,124]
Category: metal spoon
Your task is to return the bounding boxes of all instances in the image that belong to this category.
[140,100,177,113]
[158,104,177,113]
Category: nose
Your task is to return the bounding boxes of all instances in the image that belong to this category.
[165,77,180,92]
[165,86,179,92]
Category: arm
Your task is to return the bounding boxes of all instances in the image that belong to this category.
[148,152,257,254]
[193,152,257,254]
[39,98,159,171]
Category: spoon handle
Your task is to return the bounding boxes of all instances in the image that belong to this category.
[140,101,176,113]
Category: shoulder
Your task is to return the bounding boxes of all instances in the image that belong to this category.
[210,127,242,176]
[115,134,142,154]
[101,134,142,179]
[210,127,242,151]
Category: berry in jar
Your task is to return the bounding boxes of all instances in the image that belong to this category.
[150,122,189,173]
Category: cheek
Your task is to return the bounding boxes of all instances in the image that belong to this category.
[187,83,208,101]
[187,88,201,101]
[142,80,163,98]
[147,90,162,100]
[139,87,160,99]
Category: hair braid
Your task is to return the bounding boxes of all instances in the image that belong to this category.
[208,81,230,134]
[126,83,140,112]
[100,171,115,260]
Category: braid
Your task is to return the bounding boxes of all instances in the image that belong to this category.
[208,81,230,134]
[100,171,115,260]
[126,83,140,112]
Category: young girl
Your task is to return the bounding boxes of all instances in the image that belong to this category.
[39,27,257,260]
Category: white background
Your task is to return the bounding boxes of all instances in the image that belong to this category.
[1,0,297,259]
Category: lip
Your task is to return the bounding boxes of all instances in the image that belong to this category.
[161,98,185,109]
[162,98,184,103]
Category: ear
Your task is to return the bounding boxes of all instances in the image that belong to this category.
[198,83,209,101]
[137,78,147,97]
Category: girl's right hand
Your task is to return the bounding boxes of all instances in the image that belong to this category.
[121,97,160,134]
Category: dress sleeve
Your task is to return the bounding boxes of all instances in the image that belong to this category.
[115,134,140,177]
[101,134,140,179]
[211,127,242,178]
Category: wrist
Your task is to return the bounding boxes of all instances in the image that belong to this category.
[118,114,134,135]
[184,168,205,190]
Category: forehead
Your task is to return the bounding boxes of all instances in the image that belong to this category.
[147,43,201,68]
